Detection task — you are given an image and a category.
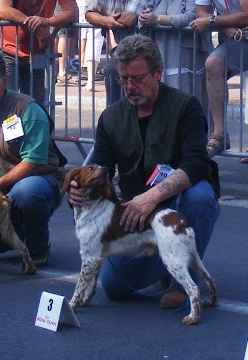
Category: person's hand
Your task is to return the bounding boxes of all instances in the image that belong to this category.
[117,11,137,27]
[190,17,209,32]
[24,16,50,32]
[105,13,124,29]
[223,27,239,39]
[36,26,51,49]
[139,9,158,26]
[120,191,159,232]
[68,180,84,208]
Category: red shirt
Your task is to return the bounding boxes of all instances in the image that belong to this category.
[2,0,57,58]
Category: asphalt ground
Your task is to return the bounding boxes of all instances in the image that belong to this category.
[0,80,248,360]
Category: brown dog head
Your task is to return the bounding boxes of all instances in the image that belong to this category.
[63,165,118,202]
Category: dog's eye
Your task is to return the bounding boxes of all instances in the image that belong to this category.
[88,166,94,171]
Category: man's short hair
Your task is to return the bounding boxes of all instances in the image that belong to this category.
[113,34,163,72]
[0,53,6,79]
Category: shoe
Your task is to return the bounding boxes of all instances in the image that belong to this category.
[95,72,104,81]
[56,75,79,87]
[240,150,248,163]
[160,290,187,309]
[80,67,88,80]
[32,252,49,266]
[207,133,231,157]
[31,242,50,266]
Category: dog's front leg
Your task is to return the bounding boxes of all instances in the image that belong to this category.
[70,258,102,310]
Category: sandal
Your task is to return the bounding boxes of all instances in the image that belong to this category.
[207,134,231,158]
[56,74,79,87]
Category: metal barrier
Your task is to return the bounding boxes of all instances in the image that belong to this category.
[1,20,248,160]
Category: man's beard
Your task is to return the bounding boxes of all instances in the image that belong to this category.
[126,92,148,106]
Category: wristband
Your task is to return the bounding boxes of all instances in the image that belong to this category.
[208,14,216,27]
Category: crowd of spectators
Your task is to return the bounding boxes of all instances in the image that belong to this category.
[0,1,247,158]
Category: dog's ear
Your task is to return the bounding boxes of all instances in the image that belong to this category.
[0,193,11,207]
[62,168,82,193]
[101,180,119,203]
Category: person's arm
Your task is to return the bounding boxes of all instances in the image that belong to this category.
[85,11,124,28]
[0,0,27,24]
[24,0,78,32]
[47,0,78,27]
[0,161,40,190]
[192,0,248,31]
[120,97,209,232]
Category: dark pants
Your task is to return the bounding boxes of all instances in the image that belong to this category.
[4,53,45,105]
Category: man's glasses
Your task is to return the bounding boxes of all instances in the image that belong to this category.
[117,71,151,86]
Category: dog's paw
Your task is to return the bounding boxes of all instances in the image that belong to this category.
[182,314,200,325]
[23,262,37,274]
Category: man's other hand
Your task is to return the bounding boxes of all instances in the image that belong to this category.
[117,12,137,27]
[190,17,209,31]
[24,16,50,32]
[120,191,158,232]
[68,180,84,208]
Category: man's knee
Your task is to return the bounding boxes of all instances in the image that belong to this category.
[8,178,52,216]
[181,181,218,213]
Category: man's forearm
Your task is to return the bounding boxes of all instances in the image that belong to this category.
[86,11,110,27]
[150,168,192,205]
[0,6,27,24]
[213,12,248,28]
[48,10,77,27]
[0,161,39,190]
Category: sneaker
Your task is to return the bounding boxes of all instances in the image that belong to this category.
[32,252,49,266]
[56,75,79,87]
[160,290,187,309]
[31,242,50,266]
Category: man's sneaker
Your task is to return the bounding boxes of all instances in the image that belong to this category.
[32,252,49,266]
[160,290,187,308]
[31,242,51,266]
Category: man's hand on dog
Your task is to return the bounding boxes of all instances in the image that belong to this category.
[68,181,159,232]
[120,192,158,232]
[68,180,84,207]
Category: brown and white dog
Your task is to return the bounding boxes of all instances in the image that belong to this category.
[0,192,36,274]
[64,165,217,325]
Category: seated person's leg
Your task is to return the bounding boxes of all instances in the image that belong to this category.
[100,253,169,301]
[8,175,61,262]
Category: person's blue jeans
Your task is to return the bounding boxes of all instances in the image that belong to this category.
[7,175,61,258]
[100,180,220,300]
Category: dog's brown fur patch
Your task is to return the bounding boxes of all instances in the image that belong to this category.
[160,212,188,235]
[101,204,127,242]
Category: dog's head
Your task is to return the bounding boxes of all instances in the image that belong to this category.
[63,165,118,202]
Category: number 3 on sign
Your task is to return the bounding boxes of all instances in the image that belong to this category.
[35,291,64,331]
[47,299,53,311]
